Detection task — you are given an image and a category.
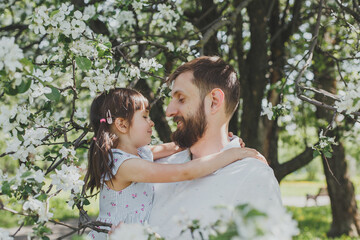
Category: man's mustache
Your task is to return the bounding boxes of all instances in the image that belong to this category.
[173,116,185,124]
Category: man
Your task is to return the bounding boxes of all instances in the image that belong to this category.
[149,56,283,239]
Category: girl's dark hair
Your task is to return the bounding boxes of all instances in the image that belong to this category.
[84,88,149,193]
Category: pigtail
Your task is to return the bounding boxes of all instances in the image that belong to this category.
[84,88,149,194]
[84,117,118,194]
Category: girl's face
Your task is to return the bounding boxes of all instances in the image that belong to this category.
[128,108,154,148]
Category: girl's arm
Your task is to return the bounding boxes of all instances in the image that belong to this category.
[116,147,265,184]
[149,142,183,160]
[150,136,245,160]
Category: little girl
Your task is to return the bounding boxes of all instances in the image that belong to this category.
[85,88,262,239]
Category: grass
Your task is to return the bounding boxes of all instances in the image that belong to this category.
[289,205,360,240]
[280,176,360,197]
[280,180,326,197]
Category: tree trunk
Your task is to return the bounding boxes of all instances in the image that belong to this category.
[323,137,360,237]
[314,47,360,237]
[239,0,269,152]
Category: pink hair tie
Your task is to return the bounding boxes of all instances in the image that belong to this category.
[100,118,106,123]
[93,137,97,140]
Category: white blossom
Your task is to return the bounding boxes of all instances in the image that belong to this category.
[177,40,191,53]
[261,102,274,120]
[33,69,53,82]
[23,128,48,147]
[82,69,117,97]
[84,5,96,19]
[33,169,45,183]
[166,42,175,51]
[139,58,162,72]
[127,65,141,79]
[29,6,49,35]
[335,81,360,114]
[184,22,195,32]
[0,37,24,73]
[154,4,180,33]
[115,11,136,27]
[132,1,143,12]
[50,164,84,193]
[70,39,98,58]
[74,108,88,120]
[60,3,74,15]
[59,146,76,159]
[232,204,299,239]
[23,197,53,223]
[70,19,86,39]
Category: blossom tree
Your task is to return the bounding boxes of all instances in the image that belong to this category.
[0,0,199,238]
[1,0,360,239]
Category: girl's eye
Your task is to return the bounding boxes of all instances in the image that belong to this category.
[143,116,148,119]
[178,98,184,103]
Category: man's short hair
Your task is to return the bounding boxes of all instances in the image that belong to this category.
[167,56,240,117]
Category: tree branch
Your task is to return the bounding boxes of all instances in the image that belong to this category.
[274,146,315,182]
[335,0,360,22]
[295,0,322,94]
[0,24,28,32]
[112,40,169,52]
[198,0,253,55]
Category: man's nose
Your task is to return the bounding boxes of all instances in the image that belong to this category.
[166,100,177,117]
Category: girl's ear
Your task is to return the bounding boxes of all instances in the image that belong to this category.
[115,118,129,133]
[209,88,225,114]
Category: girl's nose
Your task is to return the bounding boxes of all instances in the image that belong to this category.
[150,119,154,127]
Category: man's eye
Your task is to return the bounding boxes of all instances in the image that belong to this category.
[178,98,184,103]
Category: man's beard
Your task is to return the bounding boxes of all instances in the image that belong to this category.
[171,102,207,148]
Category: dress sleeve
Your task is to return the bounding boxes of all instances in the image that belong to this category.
[137,145,154,162]
[103,150,138,182]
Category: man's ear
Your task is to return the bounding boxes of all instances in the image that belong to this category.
[114,118,129,133]
[209,88,225,114]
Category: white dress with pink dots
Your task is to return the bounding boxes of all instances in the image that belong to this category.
[88,146,154,240]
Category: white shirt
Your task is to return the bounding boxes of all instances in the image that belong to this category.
[149,138,283,239]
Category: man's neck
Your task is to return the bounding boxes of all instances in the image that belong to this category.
[189,124,229,159]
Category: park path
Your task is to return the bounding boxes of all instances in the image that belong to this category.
[6,195,360,239]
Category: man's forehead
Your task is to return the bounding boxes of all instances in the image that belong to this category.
[170,72,197,96]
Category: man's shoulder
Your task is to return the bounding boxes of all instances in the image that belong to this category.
[217,157,276,181]
[156,149,190,164]
[222,157,271,171]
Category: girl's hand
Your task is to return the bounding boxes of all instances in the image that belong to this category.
[108,222,123,235]
[232,147,268,165]
[228,132,245,148]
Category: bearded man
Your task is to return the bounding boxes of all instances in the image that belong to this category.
[149,56,284,239]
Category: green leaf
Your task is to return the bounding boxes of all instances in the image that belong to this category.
[313,150,320,158]
[75,56,92,71]
[21,171,32,179]
[17,79,32,93]
[37,193,48,201]
[45,86,61,102]
[104,41,112,48]
[1,181,12,197]
[20,58,34,73]
[24,185,32,194]
[324,151,333,158]
[4,79,32,95]
[50,10,60,18]
[83,198,90,206]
